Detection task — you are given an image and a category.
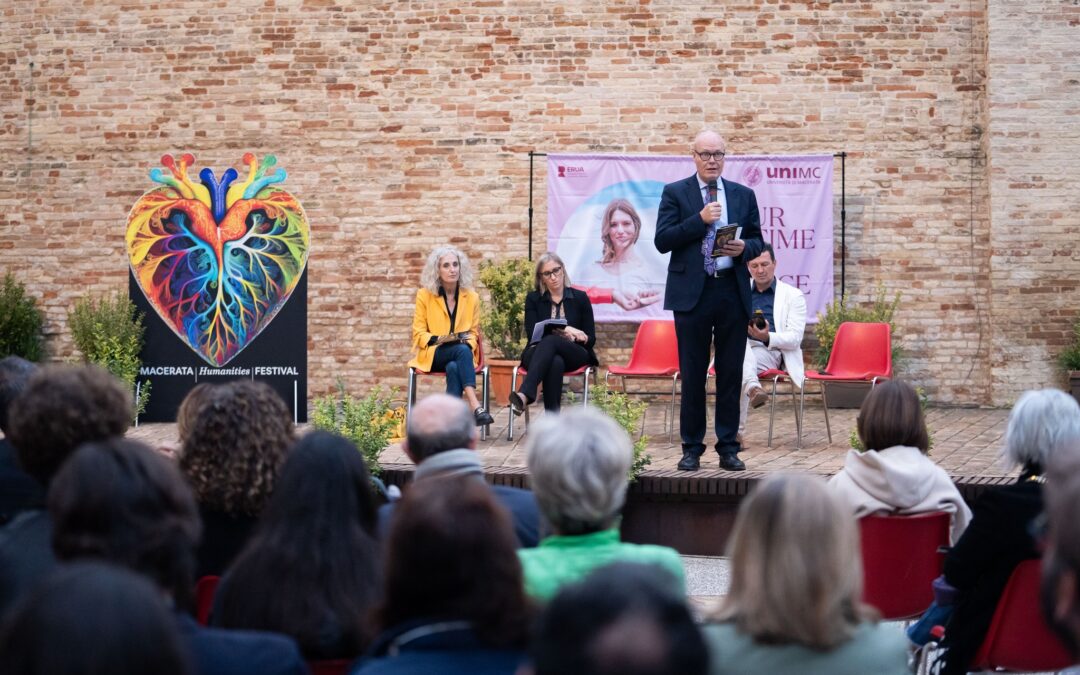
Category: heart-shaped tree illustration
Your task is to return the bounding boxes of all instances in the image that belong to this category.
[126,153,310,367]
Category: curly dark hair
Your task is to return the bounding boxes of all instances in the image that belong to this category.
[7,364,132,485]
[175,382,218,445]
[179,380,294,516]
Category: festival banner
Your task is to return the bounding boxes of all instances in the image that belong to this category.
[547,154,834,323]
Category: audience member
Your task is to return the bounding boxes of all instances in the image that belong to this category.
[704,472,909,675]
[179,379,294,577]
[0,356,43,523]
[937,388,1080,674]
[0,364,131,616]
[381,393,540,547]
[1041,444,1080,661]
[526,562,708,675]
[214,430,382,659]
[517,408,685,601]
[49,437,307,675]
[829,379,971,543]
[355,478,532,674]
[0,562,192,675]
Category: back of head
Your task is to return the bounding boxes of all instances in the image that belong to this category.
[0,562,191,675]
[7,364,132,485]
[0,355,37,435]
[179,379,294,516]
[49,438,201,611]
[714,472,872,650]
[1041,445,1080,655]
[531,562,708,675]
[175,382,217,444]
[1002,388,1080,474]
[215,430,381,657]
[405,394,477,462]
[856,380,929,453]
[525,408,632,534]
[379,476,531,648]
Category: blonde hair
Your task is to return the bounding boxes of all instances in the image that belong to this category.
[710,473,876,650]
[599,199,642,264]
[533,251,572,294]
[420,245,474,295]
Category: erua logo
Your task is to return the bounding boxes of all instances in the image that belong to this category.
[557,165,587,178]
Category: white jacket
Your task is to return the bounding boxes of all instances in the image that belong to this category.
[749,279,807,387]
[828,445,972,544]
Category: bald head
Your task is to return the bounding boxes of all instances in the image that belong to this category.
[404,394,478,462]
[691,129,724,150]
[691,129,726,183]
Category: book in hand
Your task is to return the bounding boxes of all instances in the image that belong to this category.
[529,318,567,345]
[440,331,472,344]
[710,224,743,258]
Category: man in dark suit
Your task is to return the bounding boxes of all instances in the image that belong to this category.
[379,393,542,547]
[655,130,762,472]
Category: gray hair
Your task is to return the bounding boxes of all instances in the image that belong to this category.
[525,408,632,534]
[1001,389,1080,472]
[420,245,475,295]
[405,394,477,462]
[534,251,572,293]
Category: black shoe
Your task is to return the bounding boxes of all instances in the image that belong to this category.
[473,407,494,427]
[718,454,746,472]
[677,451,701,472]
[508,391,526,417]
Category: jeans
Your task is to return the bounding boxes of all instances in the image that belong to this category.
[431,342,476,398]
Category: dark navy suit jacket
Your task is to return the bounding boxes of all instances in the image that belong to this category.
[654,175,762,315]
[175,612,308,675]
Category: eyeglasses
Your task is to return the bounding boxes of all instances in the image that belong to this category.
[694,150,726,162]
[540,266,563,279]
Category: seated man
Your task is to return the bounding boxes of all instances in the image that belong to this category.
[740,245,807,438]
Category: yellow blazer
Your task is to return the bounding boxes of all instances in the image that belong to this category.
[409,287,481,372]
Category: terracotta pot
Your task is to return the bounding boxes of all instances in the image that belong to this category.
[823,381,872,409]
[487,358,519,407]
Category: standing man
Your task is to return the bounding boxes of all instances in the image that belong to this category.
[655,130,762,472]
[739,244,807,438]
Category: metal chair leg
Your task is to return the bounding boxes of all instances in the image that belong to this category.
[581,368,592,407]
[507,368,519,442]
[480,366,490,441]
[791,384,802,449]
[767,375,778,447]
[821,380,833,443]
[407,369,417,417]
[669,374,679,444]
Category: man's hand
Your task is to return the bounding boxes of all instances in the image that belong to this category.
[747,319,770,343]
[719,238,745,257]
[699,202,723,225]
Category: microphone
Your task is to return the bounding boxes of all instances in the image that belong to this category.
[707,180,718,204]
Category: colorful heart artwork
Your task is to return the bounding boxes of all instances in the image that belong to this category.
[125,153,310,367]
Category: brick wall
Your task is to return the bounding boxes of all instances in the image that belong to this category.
[0,0,1073,408]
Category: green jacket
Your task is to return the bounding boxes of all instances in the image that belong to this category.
[517,528,685,601]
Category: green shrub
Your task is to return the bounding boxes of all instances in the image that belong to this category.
[0,273,45,361]
[1060,318,1080,372]
[813,284,903,370]
[571,384,652,482]
[478,258,533,360]
[311,381,400,476]
[68,292,150,417]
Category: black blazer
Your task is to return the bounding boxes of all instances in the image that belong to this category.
[654,175,762,315]
[522,287,599,366]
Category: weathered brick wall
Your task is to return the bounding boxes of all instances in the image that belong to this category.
[0,0,1071,407]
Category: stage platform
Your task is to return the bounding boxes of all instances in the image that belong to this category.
[130,398,1013,555]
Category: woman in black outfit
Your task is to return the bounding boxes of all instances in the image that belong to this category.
[509,252,598,415]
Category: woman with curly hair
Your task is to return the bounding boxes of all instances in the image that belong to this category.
[408,245,493,427]
[178,379,294,577]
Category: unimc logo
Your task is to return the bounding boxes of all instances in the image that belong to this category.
[742,164,763,188]
[557,165,586,178]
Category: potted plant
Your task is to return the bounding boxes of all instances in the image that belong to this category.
[1060,317,1080,405]
[577,384,652,482]
[0,272,45,361]
[68,292,150,420]
[813,285,902,408]
[478,258,533,406]
[311,380,401,477]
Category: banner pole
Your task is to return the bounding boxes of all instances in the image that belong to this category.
[528,151,535,261]
[836,151,847,300]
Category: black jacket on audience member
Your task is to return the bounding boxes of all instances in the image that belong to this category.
[0,438,45,526]
[195,507,258,579]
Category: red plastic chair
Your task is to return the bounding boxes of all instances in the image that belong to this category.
[801,322,892,445]
[605,320,680,442]
[859,512,950,620]
[194,575,220,626]
[307,660,352,675]
[969,559,1072,672]
[407,334,490,440]
[507,364,595,441]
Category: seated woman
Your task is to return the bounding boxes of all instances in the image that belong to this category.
[517,408,685,601]
[828,379,971,544]
[409,245,493,427]
[937,389,1080,675]
[704,473,909,675]
[213,431,382,660]
[508,252,598,415]
[356,477,532,674]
